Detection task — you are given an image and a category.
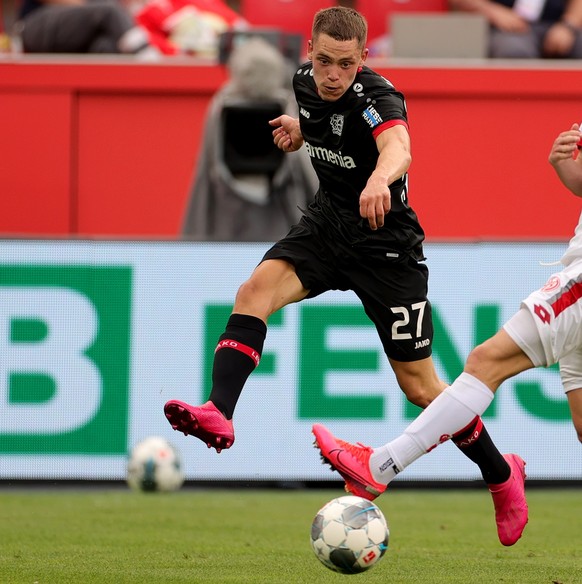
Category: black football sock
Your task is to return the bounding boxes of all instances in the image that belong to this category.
[208,313,267,420]
[452,417,511,485]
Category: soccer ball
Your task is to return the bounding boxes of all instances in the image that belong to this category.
[127,436,185,492]
[310,495,389,574]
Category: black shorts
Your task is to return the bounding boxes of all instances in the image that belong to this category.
[262,217,433,362]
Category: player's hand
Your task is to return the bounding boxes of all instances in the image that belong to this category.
[549,123,581,166]
[359,182,391,230]
[269,115,304,152]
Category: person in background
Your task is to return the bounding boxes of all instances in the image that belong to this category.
[314,122,582,546]
[17,0,157,56]
[449,0,582,57]
[165,6,527,547]
[135,0,247,57]
[181,35,317,241]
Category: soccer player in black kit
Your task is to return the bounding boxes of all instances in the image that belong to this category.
[164,6,528,546]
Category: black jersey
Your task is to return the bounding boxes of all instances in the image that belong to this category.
[294,63,425,257]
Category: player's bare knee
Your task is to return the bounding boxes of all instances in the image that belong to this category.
[465,344,488,373]
[233,278,268,315]
[395,367,446,409]
[235,278,256,303]
[406,392,431,409]
[400,383,438,409]
[237,274,274,306]
[464,343,500,381]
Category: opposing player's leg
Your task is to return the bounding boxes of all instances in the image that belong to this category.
[319,253,523,532]
[462,326,535,545]
[165,258,309,452]
[560,350,582,443]
[356,255,514,486]
[391,356,513,486]
[313,327,534,544]
[567,387,582,443]
[314,347,523,540]
[487,453,527,546]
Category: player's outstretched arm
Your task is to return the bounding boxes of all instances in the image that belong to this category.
[359,124,411,231]
[549,122,582,197]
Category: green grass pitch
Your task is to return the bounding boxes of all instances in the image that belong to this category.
[1,487,581,583]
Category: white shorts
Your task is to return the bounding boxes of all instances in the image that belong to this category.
[503,259,582,393]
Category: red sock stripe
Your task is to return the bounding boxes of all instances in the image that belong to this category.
[215,339,261,367]
[452,416,483,448]
[453,415,482,438]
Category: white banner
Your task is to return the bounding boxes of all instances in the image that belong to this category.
[0,240,579,482]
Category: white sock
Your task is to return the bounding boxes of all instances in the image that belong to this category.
[369,372,494,484]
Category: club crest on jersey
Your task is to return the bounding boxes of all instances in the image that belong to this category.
[330,113,344,136]
[541,275,561,292]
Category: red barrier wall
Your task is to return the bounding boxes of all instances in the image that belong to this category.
[1,57,581,240]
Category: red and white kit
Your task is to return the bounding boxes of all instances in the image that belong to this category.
[505,212,582,391]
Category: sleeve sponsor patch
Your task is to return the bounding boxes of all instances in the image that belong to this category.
[362,105,383,128]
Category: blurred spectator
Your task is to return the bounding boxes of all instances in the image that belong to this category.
[135,0,248,57]
[17,0,158,56]
[450,0,582,57]
[182,36,317,241]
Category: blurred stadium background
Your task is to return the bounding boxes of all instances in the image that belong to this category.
[0,0,581,490]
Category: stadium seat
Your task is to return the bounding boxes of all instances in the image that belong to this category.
[238,0,336,46]
[391,13,488,58]
[355,0,448,42]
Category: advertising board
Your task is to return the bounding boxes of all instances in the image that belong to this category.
[1,241,579,482]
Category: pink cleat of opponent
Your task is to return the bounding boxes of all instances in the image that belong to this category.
[489,453,528,546]
[164,400,234,453]
[312,423,387,501]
